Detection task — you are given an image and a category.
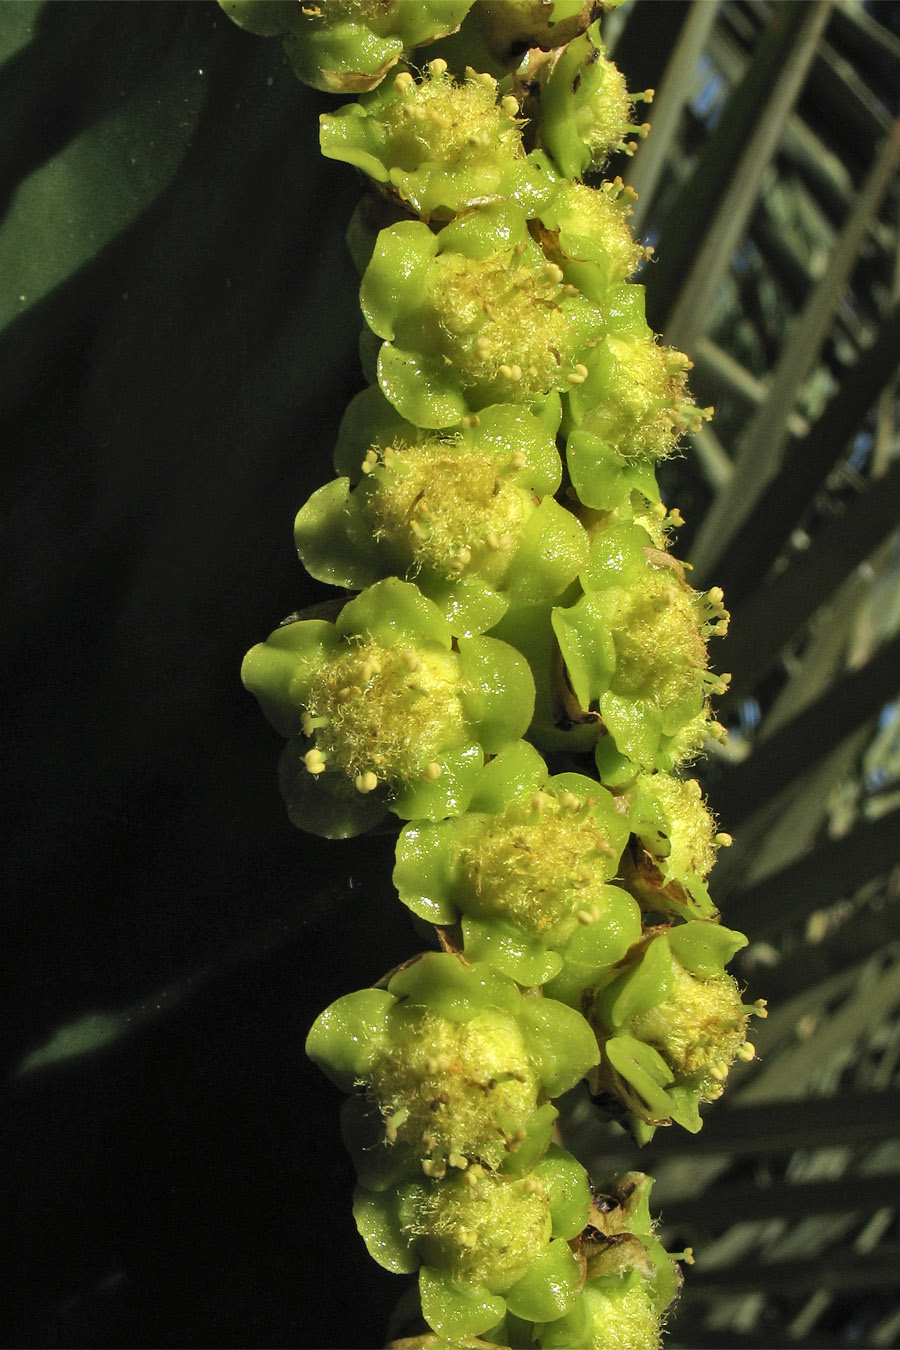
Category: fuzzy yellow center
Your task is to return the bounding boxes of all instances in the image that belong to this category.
[360,438,532,581]
[414,1167,552,1289]
[462,793,621,937]
[432,251,583,397]
[304,640,465,789]
[370,1007,539,1173]
[382,68,523,174]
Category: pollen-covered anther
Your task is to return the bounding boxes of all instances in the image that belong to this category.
[715,832,734,847]
[393,71,414,94]
[755,999,769,1018]
[449,1152,469,1170]
[355,770,379,794]
[737,1041,756,1063]
[304,747,328,775]
[403,650,421,672]
[559,792,581,810]
[361,448,378,475]
[500,95,519,116]
[485,531,500,551]
[422,1159,447,1178]
[427,57,448,77]
[567,363,589,386]
[507,452,526,471]
[422,761,443,782]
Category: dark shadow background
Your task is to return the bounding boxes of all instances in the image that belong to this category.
[3,4,415,1345]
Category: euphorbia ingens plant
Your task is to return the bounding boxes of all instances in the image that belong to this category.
[227,1,762,1343]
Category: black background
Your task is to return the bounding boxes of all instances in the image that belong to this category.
[4,4,416,1344]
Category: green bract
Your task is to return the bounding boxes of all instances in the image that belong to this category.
[360,203,606,427]
[394,741,640,986]
[306,952,600,1188]
[321,63,534,219]
[241,578,534,836]
[219,0,475,93]
[551,522,730,774]
[587,922,763,1137]
[353,1144,590,1338]
[622,771,729,921]
[295,391,588,635]
[540,20,650,179]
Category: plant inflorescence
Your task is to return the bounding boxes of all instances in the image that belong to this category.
[223,2,764,1344]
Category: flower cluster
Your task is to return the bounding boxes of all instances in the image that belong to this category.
[226,1,763,1344]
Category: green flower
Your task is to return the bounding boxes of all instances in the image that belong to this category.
[537,178,650,304]
[550,522,730,776]
[294,390,588,635]
[219,0,475,93]
[587,922,764,1139]
[541,1173,682,1350]
[562,323,711,514]
[540,21,651,180]
[394,741,639,987]
[241,578,534,836]
[360,202,605,427]
[621,771,731,921]
[321,62,535,219]
[306,953,599,1188]
[353,1144,590,1339]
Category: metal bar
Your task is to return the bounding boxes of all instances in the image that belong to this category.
[690,114,900,584]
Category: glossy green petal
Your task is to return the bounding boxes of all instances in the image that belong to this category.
[305,988,393,1091]
[457,636,535,753]
[241,620,341,738]
[667,921,748,979]
[597,933,675,1029]
[467,740,548,814]
[537,1144,592,1239]
[394,819,469,925]
[503,498,589,609]
[566,430,661,513]
[354,1185,420,1275]
[419,1268,506,1341]
[293,477,381,589]
[277,735,390,839]
[337,576,452,649]
[378,341,471,428]
[391,740,484,821]
[517,998,599,1096]
[504,1238,583,1323]
[387,952,521,1023]
[333,383,415,482]
[544,885,643,1007]
[361,221,440,340]
[461,915,562,987]
[604,1034,676,1122]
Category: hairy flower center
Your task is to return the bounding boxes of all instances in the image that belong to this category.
[361,439,532,580]
[370,1007,539,1172]
[413,1167,551,1288]
[462,794,620,936]
[432,251,587,397]
[304,640,465,789]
